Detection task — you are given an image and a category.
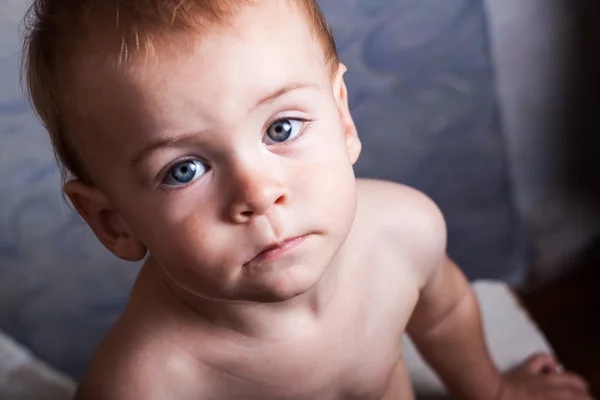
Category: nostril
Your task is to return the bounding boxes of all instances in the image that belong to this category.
[274,195,286,205]
[241,210,253,218]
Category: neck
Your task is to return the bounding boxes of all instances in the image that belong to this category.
[143,255,344,341]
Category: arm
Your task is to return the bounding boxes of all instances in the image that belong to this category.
[401,194,502,400]
[407,255,503,400]
[401,190,592,400]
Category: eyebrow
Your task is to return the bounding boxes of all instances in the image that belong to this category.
[250,82,319,112]
[129,82,319,168]
[129,133,200,168]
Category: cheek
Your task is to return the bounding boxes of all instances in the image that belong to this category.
[315,162,356,216]
[294,133,357,222]
[123,196,219,261]
[137,209,237,287]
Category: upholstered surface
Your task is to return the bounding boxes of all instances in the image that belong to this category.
[0,330,76,400]
[322,0,527,282]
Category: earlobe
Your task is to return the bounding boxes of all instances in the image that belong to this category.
[346,133,362,165]
[334,63,362,165]
[64,180,147,262]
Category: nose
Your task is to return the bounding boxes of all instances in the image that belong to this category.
[227,161,290,224]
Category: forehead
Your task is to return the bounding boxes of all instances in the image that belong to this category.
[71,0,329,147]
[131,1,327,114]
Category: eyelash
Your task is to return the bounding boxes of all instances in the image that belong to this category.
[265,116,313,144]
[270,117,312,127]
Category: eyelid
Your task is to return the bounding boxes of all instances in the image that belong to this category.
[264,116,312,143]
[268,114,311,125]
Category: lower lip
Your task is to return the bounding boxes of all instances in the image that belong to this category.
[250,235,310,264]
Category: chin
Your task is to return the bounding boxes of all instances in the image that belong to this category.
[242,289,305,304]
[240,263,326,303]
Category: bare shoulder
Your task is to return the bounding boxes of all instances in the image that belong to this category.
[74,312,212,400]
[356,178,446,240]
[355,179,447,286]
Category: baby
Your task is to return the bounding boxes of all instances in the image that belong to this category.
[22,1,591,399]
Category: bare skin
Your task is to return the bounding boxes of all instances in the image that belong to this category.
[79,180,421,400]
[63,1,591,399]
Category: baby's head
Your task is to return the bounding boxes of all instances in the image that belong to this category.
[23,0,361,303]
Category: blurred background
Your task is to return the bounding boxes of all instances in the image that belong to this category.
[1,0,598,393]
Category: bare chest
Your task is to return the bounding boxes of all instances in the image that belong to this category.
[207,276,418,399]
[208,328,401,399]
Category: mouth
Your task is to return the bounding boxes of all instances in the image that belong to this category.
[245,234,311,266]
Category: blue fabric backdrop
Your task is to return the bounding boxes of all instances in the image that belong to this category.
[0,0,527,378]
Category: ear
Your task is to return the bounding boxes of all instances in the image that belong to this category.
[64,179,147,262]
[333,63,361,165]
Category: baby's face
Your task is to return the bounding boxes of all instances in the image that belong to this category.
[72,1,360,302]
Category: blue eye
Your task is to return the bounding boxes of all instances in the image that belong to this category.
[163,160,207,186]
[263,119,304,145]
